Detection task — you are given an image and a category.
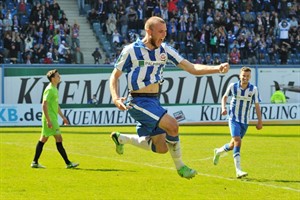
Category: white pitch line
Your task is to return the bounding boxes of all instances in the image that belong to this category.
[2,142,300,193]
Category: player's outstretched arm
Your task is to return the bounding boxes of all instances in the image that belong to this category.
[178,59,230,76]
[109,68,127,111]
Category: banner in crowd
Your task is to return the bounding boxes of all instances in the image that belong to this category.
[0,103,299,126]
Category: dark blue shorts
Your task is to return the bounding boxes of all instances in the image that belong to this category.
[126,96,167,137]
[229,120,248,138]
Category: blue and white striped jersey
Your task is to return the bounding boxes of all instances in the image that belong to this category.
[224,81,261,124]
[114,38,184,91]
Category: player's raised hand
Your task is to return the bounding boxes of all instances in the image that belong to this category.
[219,63,230,74]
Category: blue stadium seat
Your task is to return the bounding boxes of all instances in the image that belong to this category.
[179,41,186,53]
[180,53,187,59]
[7,2,15,10]
[259,58,267,64]
[20,15,29,26]
[59,58,66,64]
[187,53,194,61]
[292,58,300,64]
[213,53,220,59]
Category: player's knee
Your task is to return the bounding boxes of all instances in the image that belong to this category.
[165,123,179,137]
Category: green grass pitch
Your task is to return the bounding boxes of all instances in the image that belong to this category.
[1,125,299,199]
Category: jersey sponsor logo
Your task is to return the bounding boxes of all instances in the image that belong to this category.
[236,95,252,101]
[138,60,166,66]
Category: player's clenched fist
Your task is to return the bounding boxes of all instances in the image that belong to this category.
[219,63,230,74]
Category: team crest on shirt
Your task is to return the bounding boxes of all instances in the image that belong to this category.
[248,92,253,97]
[160,53,167,61]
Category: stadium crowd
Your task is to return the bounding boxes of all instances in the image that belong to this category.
[86,0,300,65]
[0,0,299,65]
[0,0,82,64]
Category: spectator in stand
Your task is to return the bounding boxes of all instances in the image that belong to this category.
[87,8,99,27]
[203,54,213,64]
[278,19,291,44]
[112,30,121,49]
[242,9,255,27]
[258,36,267,61]
[30,43,40,63]
[3,13,12,34]
[213,55,221,65]
[50,2,61,21]
[246,42,257,64]
[58,40,69,58]
[195,54,203,64]
[0,15,3,40]
[229,39,240,51]
[73,47,84,64]
[3,33,12,58]
[104,57,110,64]
[160,4,168,21]
[216,26,227,54]
[35,27,46,46]
[52,29,60,50]
[46,14,56,36]
[106,14,117,39]
[24,36,34,53]
[238,33,247,63]
[185,31,194,55]
[167,18,177,41]
[127,6,137,31]
[95,0,107,25]
[117,4,128,39]
[229,47,240,64]
[37,43,47,63]
[9,43,18,64]
[17,0,27,17]
[71,21,80,49]
[289,16,298,28]
[24,51,32,64]
[44,51,53,64]
[52,48,60,64]
[12,15,20,39]
[59,13,68,25]
[275,41,291,64]
[92,47,102,64]
[177,15,187,42]
[0,50,4,63]
[209,28,218,54]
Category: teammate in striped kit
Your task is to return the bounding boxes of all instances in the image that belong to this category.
[213,67,263,178]
[109,16,230,179]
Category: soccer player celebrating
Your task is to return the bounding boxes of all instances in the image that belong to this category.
[213,66,263,178]
[31,69,79,169]
[109,16,230,179]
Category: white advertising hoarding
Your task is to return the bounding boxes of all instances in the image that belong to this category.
[3,67,299,105]
[0,103,299,126]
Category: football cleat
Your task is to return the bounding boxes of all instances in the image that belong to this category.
[177,165,197,179]
[66,162,79,169]
[213,148,221,165]
[111,132,124,155]
[236,170,248,178]
[31,162,46,168]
